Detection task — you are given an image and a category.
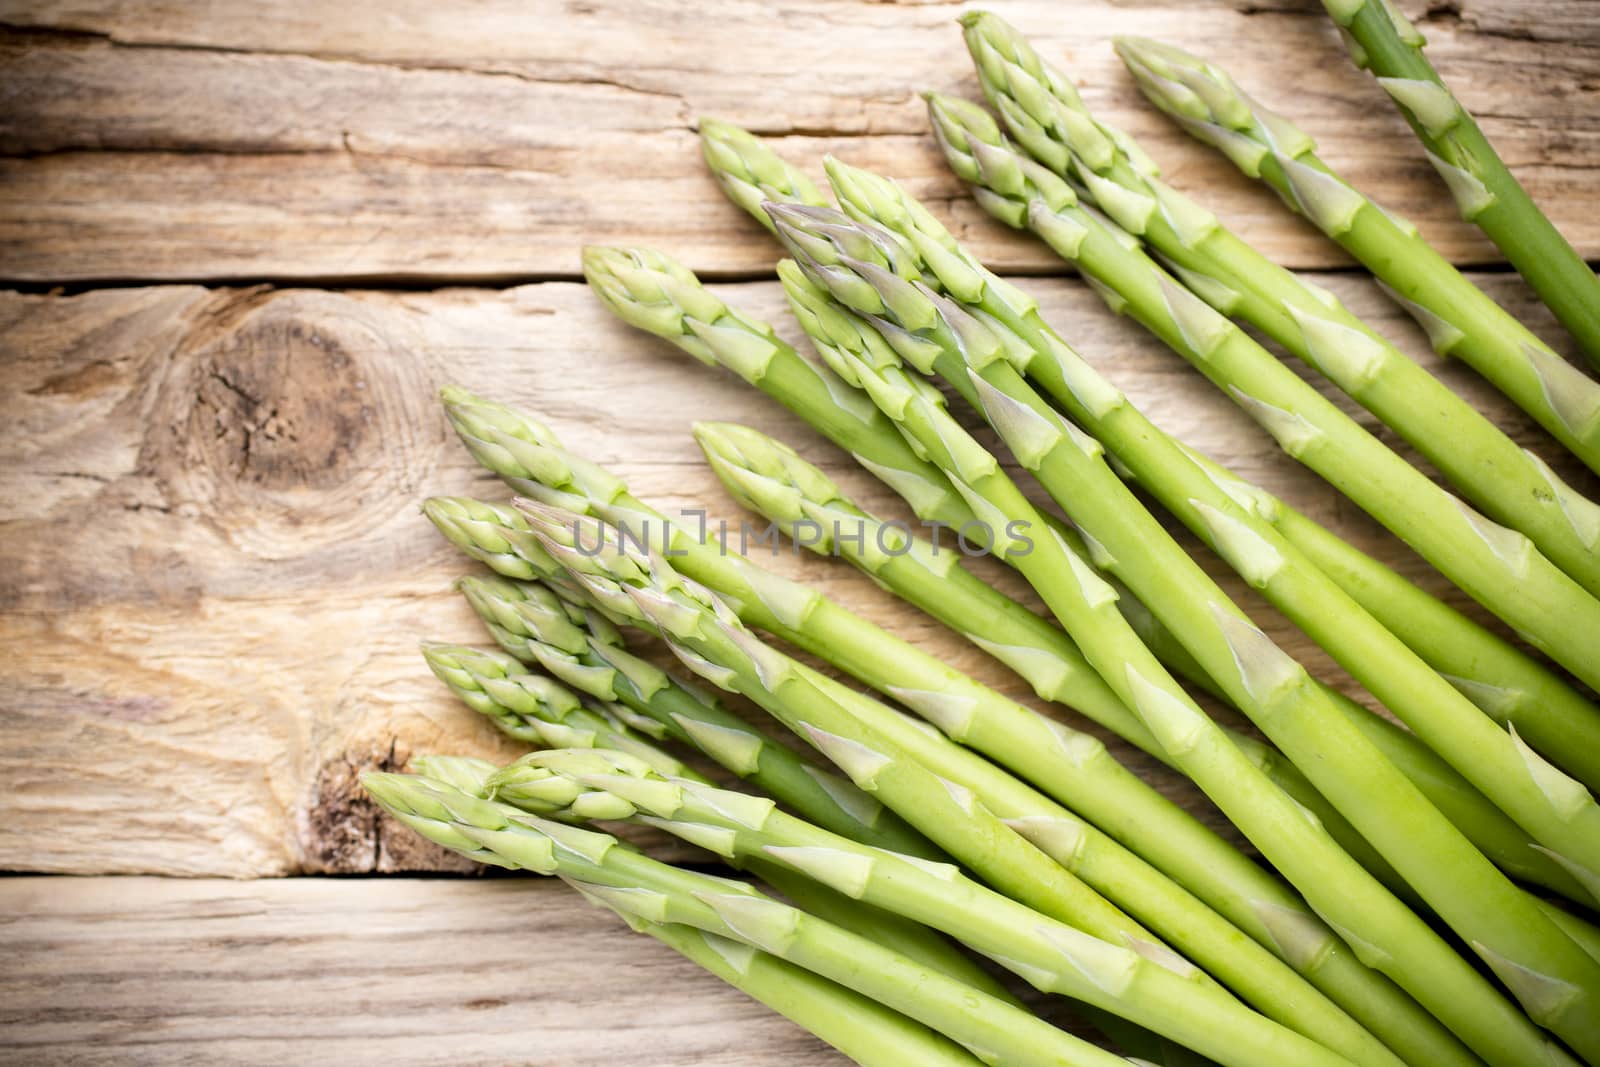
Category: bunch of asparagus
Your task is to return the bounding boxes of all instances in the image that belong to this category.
[364,10,1600,1066]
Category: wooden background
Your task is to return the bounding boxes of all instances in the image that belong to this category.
[2,0,1597,1062]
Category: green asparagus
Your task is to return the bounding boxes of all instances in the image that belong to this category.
[1323,0,1600,370]
[441,390,1453,1063]
[768,214,1595,1064]
[691,122,1600,790]
[1115,35,1600,474]
[581,237,1562,900]
[496,519,1362,1067]
[698,118,829,230]
[424,521,935,859]
[961,11,1600,598]
[364,771,1126,1067]
[924,91,1600,703]
[1179,450,1600,794]
[417,640,1038,1002]
[432,602,1207,1063]
[812,152,1600,912]
[404,746,999,1064]
[693,419,1588,903]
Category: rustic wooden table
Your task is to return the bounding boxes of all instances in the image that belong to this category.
[2,1,1597,1062]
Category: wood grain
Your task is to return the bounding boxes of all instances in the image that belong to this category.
[2,268,1591,877]
[0,875,888,1065]
[1,0,1597,283]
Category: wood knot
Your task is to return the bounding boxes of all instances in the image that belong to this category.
[152,289,442,559]
[299,740,479,874]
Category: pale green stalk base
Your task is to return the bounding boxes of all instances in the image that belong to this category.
[638,919,988,1067]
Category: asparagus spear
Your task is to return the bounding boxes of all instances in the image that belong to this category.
[699,118,829,229]
[924,93,1600,703]
[581,244,1355,811]
[581,248,1162,742]
[363,771,1127,1067]
[692,419,1587,903]
[691,125,1600,791]
[425,513,934,860]
[768,221,1596,1064]
[494,516,1362,1067]
[418,640,1042,1004]
[439,393,1443,1063]
[608,909,989,1067]
[409,750,997,1063]
[1322,0,1600,369]
[960,11,1600,598]
[579,242,1581,893]
[1179,451,1600,794]
[426,612,1205,1065]
[531,498,1426,1063]
[1114,35,1600,474]
[421,641,693,772]
[809,157,1600,911]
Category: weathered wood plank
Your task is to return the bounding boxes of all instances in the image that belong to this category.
[0,0,1597,282]
[2,268,1590,876]
[0,875,886,1065]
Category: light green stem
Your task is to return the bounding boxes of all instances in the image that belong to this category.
[841,122,1600,914]
[1324,0,1600,370]
[770,198,1594,1065]
[364,771,1125,1067]
[1114,34,1600,475]
[442,391,1417,1064]
[959,12,1600,599]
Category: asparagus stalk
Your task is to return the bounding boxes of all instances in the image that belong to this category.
[1322,0,1600,369]
[493,518,1361,1067]
[407,744,997,1063]
[924,93,1600,702]
[582,247,1163,741]
[426,609,1203,1064]
[690,125,1600,793]
[581,243,1331,800]
[961,11,1600,598]
[515,505,1185,951]
[813,154,1600,912]
[1180,451,1600,794]
[768,217,1596,1065]
[693,419,1587,903]
[579,241,1534,902]
[418,640,1038,1005]
[1114,35,1600,474]
[421,641,693,773]
[441,393,1441,1063]
[607,908,989,1067]
[425,511,935,860]
[364,771,1126,1067]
